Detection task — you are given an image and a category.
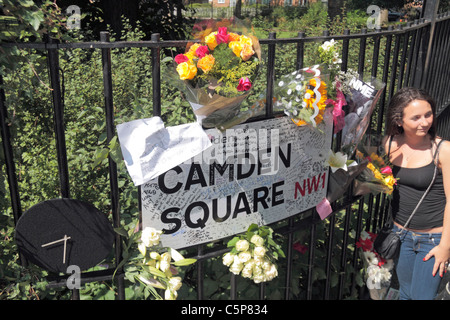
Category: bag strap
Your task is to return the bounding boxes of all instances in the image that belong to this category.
[400,139,444,230]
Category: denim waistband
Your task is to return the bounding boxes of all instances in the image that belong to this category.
[392,224,442,237]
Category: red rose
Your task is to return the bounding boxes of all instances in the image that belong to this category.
[215,27,229,44]
[380,166,393,175]
[174,54,189,64]
[195,45,210,58]
[293,242,308,254]
[237,77,252,91]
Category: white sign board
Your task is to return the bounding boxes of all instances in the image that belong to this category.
[141,115,333,249]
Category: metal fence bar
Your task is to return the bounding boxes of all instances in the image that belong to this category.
[357,29,367,78]
[100,31,125,300]
[306,209,317,300]
[46,36,70,199]
[432,18,446,108]
[0,76,24,271]
[431,17,450,112]
[398,29,409,89]
[265,32,276,118]
[438,17,450,111]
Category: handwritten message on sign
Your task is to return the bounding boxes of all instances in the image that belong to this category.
[141,115,333,249]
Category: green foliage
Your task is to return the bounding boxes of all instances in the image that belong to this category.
[0,4,385,300]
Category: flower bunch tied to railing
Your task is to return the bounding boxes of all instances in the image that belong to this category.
[115,224,196,300]
[353,146,397,197]
[222,224,285,284]
[309,39,387,219]
[168,18,261,129]
[275,66,329,129]
[357,230,394,300]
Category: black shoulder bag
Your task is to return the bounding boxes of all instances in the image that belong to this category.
[373,139,443,260]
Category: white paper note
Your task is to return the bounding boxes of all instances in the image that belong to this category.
[117,117,212,186]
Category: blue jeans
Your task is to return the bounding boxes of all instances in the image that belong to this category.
[393,225,443,300]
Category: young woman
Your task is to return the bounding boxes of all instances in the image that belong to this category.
[383,87,450,300]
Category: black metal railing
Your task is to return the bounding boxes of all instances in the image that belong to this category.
[1,7,450,300]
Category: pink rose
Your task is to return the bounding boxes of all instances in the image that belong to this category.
[237,77,252,91]
[381,166,393,175]
[293,242,308,254]
[174,54,189,64]
[215,27,229,44]
[195,45,210,58]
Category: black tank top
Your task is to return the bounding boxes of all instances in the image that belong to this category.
[389,139,445,230]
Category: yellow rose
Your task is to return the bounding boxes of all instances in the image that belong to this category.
[367,162,376,172]
[240,43,255,61]
[239,35,253,47]
[197,54,215,73]
[384,175,397,188]
[370,152,385,167]
[176,61,197,80]
[188,43,201,56]
[228,32,240,42]
[184,51,196,61]
[204,32,218,50]
[229,41,243,57]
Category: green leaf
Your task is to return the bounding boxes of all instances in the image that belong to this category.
[173,258,197,266]
[147,266,167,279]
[114,227,128,237]
[226,236,240,248]
[92,147,109,168]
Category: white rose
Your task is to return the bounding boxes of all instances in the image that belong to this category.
[253,246,266,258]
[238,251,252,264]
[253,256,264,266]
[235,239,250,252]
[253,272,266,284]
[141,227,162,247]
[264,264,278,281]
[250,234,265,247]
[229,256,244,275]
[261,259,271,271]
[241,263,253,278]
[222,252,235,267]
[253,264,263,276]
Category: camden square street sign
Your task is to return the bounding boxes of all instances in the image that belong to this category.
[141,115,333,249]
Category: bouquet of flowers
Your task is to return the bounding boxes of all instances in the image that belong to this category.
[354,144,397,196]
[275,65,329,128]
[116,224,196,300]
[222,224,285,284]
[356,230,394,300]
[312,40,386,216]
[324,149,368,202]
[169,19,261,129]
[220,65,329,131]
